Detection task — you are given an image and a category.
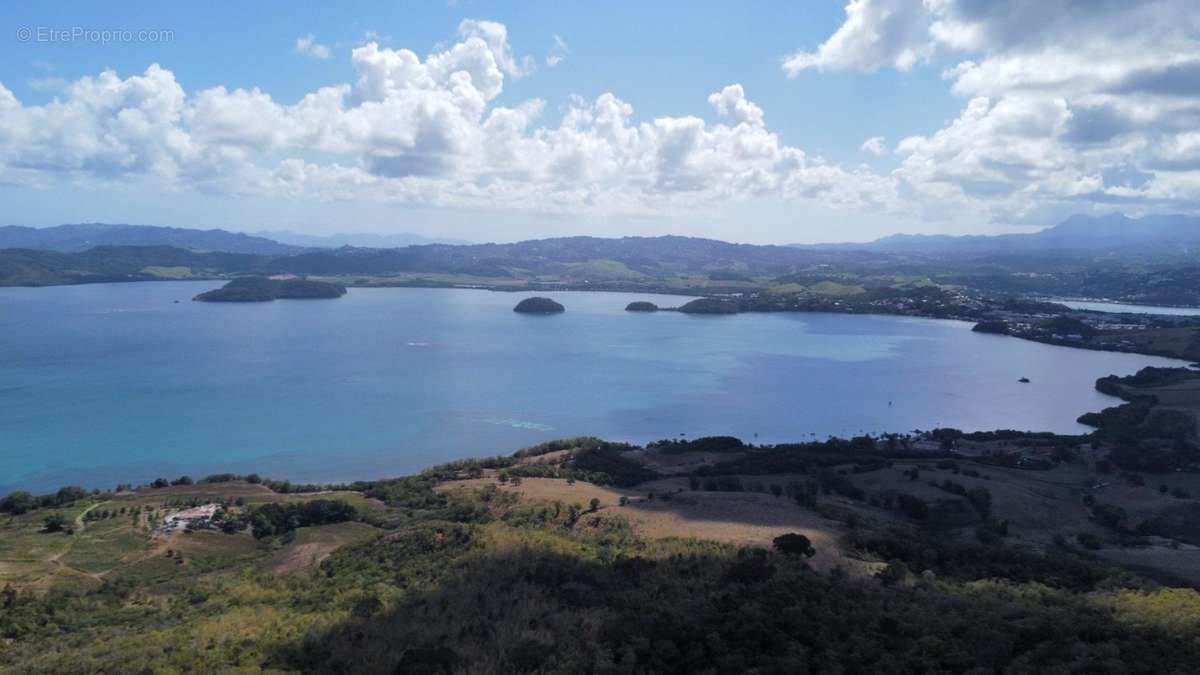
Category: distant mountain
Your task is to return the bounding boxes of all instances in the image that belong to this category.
[252,230,471,248]
[0,223,300,255]
[0,235,888,287]
[804,213,1200,255]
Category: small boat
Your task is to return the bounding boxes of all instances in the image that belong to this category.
[1018,377,1031,383]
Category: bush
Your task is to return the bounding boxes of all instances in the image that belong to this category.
[0,491,35,515]
[772,533,816,558]
[42,513,68,533]
[244,499,358,539]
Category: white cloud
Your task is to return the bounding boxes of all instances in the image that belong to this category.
[457,19,533,78]
[860,136,886,156]
[787,0,1200,223]
[294,34,331,60]
[5,8,1198,232]
[546,35,569,67]
[0,24,892,220]
[783,0,931,75]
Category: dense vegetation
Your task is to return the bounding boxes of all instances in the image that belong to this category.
[1076,367,1200,471]
[513,296,566,313]
[193,276,347,302]
[624,301,658,312]
[676,297,739,314]
[4,478,1199,673]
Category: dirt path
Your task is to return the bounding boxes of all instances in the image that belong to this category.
[37,503,111,586]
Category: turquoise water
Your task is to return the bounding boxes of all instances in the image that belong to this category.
[1056,299,1200,316]
[0,282,1183,493]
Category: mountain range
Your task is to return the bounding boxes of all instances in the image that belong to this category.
[0,223,467,254]
[0,223,300,255]
[802,213,1200,254]
[250,230,470,248]
[2,214,1195,258]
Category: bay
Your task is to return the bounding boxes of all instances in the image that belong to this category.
[0,282,1183,493]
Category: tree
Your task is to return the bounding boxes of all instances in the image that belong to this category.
[42,513,68,533]
[54,486,87,505]
[589,497,601,512]
[0,491,35,515]
[772,533,816,558]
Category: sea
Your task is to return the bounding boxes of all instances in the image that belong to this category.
[0,281,1184,493]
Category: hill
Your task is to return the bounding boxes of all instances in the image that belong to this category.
[3,422,1200,673]
[806,213,1200,256]
[3,225,1200,307]
[251,229,471,248]
[0,223,300,255]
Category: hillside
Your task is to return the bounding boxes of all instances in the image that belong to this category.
[3,420,1200,673]
[0,224,300,255]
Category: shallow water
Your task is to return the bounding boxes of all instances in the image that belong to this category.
[1056,299,1200,316]
[0,282,1183,492]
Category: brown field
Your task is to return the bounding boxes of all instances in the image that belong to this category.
[267,521,383,573]
[439,475,859,573]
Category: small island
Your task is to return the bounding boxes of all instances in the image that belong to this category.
[513,296,565,314]
[677,297,739,314]
[193,276,347,302]
[625,301,659,312]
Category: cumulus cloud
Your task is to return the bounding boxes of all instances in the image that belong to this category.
[457,19,532,78]
[784,0,932,74]
[789,0,1200,223]
[294,34,331,60]
[6,6,1197,229]
[0,22,893,218]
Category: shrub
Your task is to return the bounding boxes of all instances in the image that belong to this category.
[42,513,68,533]
[772,533,816,558]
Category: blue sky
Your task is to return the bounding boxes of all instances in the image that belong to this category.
[0,1,1195,243]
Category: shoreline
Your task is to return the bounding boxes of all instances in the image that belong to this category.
[5,363,1197,499]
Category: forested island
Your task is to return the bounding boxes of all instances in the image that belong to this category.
[193,276,347,302]
[513,296,565,314]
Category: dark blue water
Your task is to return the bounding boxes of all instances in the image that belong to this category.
[0,282,1182,493]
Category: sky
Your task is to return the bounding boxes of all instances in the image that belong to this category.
[0,1,1197,244]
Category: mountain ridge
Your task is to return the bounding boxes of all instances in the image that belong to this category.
[798,213,1200,253]
[0,223,301,255]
